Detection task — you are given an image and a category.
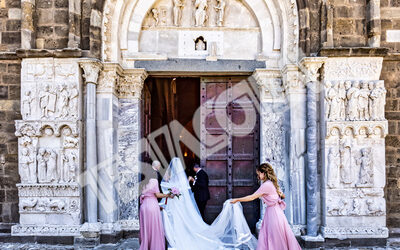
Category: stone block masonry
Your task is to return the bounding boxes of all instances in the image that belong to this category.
[382,55,400,228]
[0,0,21,51]
[0,57,21,226]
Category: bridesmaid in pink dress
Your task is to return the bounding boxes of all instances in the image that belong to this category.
[231,163,302,250]
[139,169,173,250]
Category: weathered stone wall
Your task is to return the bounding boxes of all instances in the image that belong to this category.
[0,0,21,51]
[332,0,367,47]
[36,0,69,49]
[0,56,21,225]
[381,0,400,52]
[380,0,400,230]
[382,56,400,228]
[0,0,22,227]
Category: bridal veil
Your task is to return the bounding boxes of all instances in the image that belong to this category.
[161,157,258,250]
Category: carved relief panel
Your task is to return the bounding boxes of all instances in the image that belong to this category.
[321,57,388,239]
[13,58,83,236]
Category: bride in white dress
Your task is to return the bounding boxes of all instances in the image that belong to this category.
[160,157,257,250]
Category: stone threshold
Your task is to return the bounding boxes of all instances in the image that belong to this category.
[0,230,140,246]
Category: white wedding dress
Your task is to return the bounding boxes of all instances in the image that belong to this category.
[161,158,258,250]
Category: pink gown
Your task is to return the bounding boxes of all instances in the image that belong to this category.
[139,178,165,250]
[255,180,302,250]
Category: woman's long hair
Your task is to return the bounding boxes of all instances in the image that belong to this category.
[256,163,285,199]
[140,163,158,193]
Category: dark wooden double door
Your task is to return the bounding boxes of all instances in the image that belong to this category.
[200,77,260,230]
[142,77,260,230]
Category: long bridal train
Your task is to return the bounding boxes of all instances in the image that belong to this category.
[161,158,258,250]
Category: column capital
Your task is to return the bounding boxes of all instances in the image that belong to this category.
[118,69,148,99]
[252,69,283,101]
[299,57,327,83]
[79,59,103,85]
[281,64,305,94]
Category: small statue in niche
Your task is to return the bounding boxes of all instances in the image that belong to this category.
[20,147,34,183]
[338,81,346,120]
[324,81,332,120]
[214,0,226,27]
[62,128,79,148]
[68,84,79,118]
[343,81,352,120]
[22,90,34,120]
[39,85,51,119]
[46,150,58,183]
[63,151,77,183]
[369,82,378,121]
[347,81,360,121]
[151,8,159,26]
[340,146,352,184]
[195,36,207,50]
[173,0,184,26]
[358,81,370,121]
[357,148,373,185]
[370,81,386,121]
[56,83,69,119]
[37,148,47,183]
[194,0,208,27]
[327,81,340,121]
[377,81,387,120]
[327,147,340,188]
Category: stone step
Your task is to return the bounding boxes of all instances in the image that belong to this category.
[390,228,400,238]
[387,237,400,248]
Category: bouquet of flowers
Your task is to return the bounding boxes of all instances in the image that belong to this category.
[165,187,181,204]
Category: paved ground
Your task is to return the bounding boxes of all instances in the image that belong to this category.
[0,242,399,250]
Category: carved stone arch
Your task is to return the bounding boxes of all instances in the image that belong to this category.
[55,124,79,137]
[39,125,55,137]
[343,126,355,138]
[101,0,300,64]
[358,126,369,137]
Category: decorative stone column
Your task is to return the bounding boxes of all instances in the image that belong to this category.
[117,69,148,231]
[281,64,307,235]
[253,69,288,233]
[12,58,84,236]
[96,63,121,233]
[79,60,102,231]
[321,57,388,239]
[300,57,326,238]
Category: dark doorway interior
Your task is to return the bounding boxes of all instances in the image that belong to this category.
[141,77,200,174]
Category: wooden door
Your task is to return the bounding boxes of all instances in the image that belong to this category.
[141,83,152,163]
[200,77,260,230]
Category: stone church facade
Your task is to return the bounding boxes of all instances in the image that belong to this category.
[0,0,399,247]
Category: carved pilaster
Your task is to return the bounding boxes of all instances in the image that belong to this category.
[253,69,289,233]
[116,69,147,229]
[281,64,306,229]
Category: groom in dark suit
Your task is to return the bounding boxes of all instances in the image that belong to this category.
[189,164,210,221]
